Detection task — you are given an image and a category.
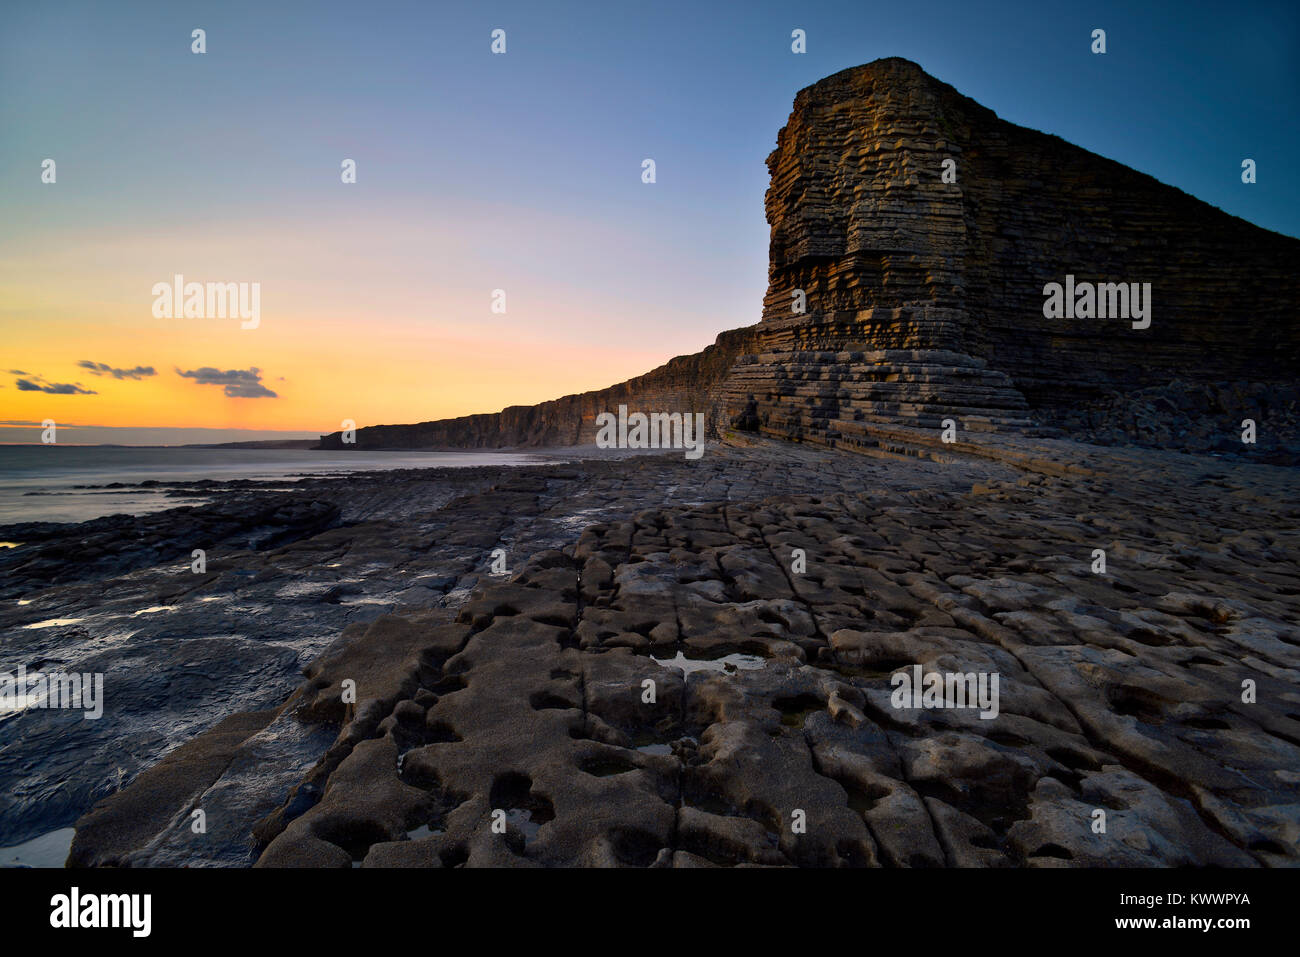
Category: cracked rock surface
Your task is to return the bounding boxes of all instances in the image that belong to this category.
[49,434,1295,868]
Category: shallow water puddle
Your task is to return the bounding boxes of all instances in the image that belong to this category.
[651,650,766,675]
[504,808,545,841]
[630,729,694,757]
[405,824,446,841]
[341,596,394,606]
[579,755,639,776]
[0,827,75,868]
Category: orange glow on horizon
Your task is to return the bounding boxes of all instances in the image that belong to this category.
[2,316,700,433]
[2,211,742,435]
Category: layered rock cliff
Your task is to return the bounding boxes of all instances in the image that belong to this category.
[321,58,1298,453]
[723,57,1298,452]
[318,326,763,449]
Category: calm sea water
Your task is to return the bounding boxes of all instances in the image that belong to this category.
[0,445,550,525]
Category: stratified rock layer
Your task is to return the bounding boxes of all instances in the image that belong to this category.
[723,57,1298,447]
[320,58,1296,455]
[317,327,762,450]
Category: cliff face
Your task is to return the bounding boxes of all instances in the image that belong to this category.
[322,58,1298,452]
[722,57,1298,449]
[317,326,763,449]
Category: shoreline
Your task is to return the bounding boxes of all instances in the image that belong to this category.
[1,434,1294,866]
[0,443,780,857]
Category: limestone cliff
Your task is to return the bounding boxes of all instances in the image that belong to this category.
[725,57,1298,451]
[320,58,1298,452]
[318,326,762,449]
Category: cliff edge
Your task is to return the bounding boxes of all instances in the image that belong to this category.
[321,58,1298,453]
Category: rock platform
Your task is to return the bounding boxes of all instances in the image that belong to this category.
[34,434,1296,868]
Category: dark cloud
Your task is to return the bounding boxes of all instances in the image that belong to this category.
[176,366,278,399]
[224,381,278,399]
[77,361,157,380]
[14,377,97,395]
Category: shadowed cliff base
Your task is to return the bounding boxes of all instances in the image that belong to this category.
[319,58,1298,462]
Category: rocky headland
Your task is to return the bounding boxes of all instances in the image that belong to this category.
[319,58,1299,464]
[1,58,1296,868]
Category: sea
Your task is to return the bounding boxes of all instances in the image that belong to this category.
[0,445,550,526]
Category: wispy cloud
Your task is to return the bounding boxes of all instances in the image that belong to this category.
[176,366,278,399]
[14,376,97,395]
[77,360,157,380]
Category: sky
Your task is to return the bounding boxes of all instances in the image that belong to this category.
[2,0,1296,444]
